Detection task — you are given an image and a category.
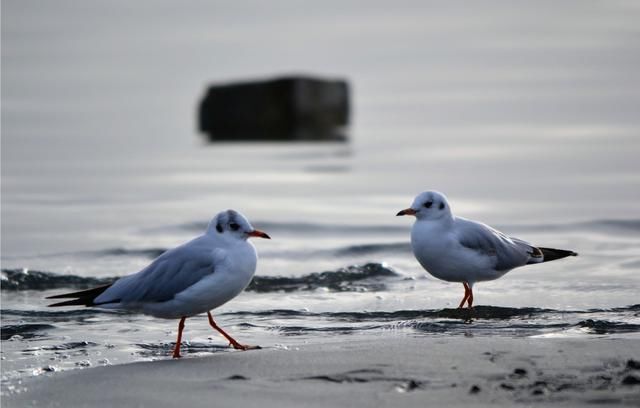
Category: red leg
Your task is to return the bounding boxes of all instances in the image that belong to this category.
[466,284,474,308]
[207,312,259,350]
[458,283,471,308]
[172,317,186,358]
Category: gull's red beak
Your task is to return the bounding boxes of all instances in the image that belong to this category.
[248,229,271,239]
[396,208,417,216]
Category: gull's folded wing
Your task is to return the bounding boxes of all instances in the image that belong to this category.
[455,217,536,271]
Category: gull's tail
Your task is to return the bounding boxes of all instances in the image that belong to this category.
[538,247,578,263]
[46,284,113,307]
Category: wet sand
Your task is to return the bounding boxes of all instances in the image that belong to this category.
[6,336,639,407]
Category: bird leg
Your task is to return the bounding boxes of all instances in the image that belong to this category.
[207,312,259,350]
[172,316,186,358]
[458,282,474,309]
[458,283,470,308]
[465,283,474,308]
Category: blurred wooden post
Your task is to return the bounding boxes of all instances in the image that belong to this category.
[198,76,350,141]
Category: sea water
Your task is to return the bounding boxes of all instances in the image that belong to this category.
[2,0,640,395]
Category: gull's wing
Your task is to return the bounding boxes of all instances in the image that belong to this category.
[454,217,540,271]
[94,237,224,305]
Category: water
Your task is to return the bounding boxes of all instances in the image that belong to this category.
[2,0,640,396]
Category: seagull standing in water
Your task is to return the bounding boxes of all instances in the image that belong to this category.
[397,191,577,308]
[47,210,270,358]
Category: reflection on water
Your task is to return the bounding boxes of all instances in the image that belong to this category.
[2,0,640,395]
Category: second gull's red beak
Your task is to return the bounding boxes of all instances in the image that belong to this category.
[248,229,271,239]
[396,208,417,216]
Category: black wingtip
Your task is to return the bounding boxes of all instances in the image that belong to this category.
[48,298,92,307]
[45,284,113,306]
[539,247,578,262]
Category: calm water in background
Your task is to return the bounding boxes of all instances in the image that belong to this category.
[2,0,640,394]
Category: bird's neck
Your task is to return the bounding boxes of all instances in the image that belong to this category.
[414,214,454,228]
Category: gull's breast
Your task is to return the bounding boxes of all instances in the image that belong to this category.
[411,223,494,283]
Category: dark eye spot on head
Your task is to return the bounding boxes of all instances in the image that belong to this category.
[439,203,445,210]
[424,201,433,208]
[215,223,223,233]
[229,223,240,231]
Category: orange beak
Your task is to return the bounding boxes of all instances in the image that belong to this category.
[248,229,271,239]
[396,208,417,216]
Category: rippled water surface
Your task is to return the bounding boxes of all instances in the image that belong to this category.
[2,0,640,396]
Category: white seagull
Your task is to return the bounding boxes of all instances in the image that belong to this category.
[47,210,270,358]
[397,191,577,308]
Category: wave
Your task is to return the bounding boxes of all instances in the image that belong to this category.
[1,323,56,340]
[0,307,489,321]
[576,319,640,335]
[224,305,640,336]
[1,262,400,293]
[246,263,400,293]
[2,306,638,342]
[264,318,639,337]
[223,306,559,320]
[135,342,230,357]
[224,304,640,321]
[1,269,113,291]
[5,305,636,322]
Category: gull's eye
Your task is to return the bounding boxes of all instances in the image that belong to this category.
[229,223,240,231]
[215,223,223,233]
[424,201,433,208]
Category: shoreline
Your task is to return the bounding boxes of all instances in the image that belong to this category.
[5,336,639,407]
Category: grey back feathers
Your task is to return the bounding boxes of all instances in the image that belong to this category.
[456,218,578,270]
[94,242,216,305]
[456,217,535,271]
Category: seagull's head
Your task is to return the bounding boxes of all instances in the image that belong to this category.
[207,210,271,241]
[396,191,452,221]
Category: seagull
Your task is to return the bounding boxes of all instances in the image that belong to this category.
[47,210,270,358]
[397,191,577,308]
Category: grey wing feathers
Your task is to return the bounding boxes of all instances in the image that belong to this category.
[95,244,216,305]
[456,218,536,271]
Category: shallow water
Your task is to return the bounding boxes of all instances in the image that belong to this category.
[2,0,640,397]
